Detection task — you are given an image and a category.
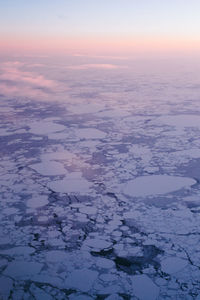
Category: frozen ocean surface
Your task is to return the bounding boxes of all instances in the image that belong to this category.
[1,55,200,299]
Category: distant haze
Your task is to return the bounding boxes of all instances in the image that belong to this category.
[1,0,200,57]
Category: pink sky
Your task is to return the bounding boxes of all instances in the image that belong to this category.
[1,1,200,58]
[1,35,200,58]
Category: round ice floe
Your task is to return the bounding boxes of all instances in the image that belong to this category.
[46,251,69,263]
[74,128,106,139]
[41,150,77,162]
[26,195,48,208]
[47,177,92,193]
[154,114,200,128]
[30,161,66,176]
[28,120,66,135]
[65,269,98,292]
[131,275,159,300]
[84,238,112,250]
[96,258,115,269]
[123,175,196,197]
[161,257,188,274]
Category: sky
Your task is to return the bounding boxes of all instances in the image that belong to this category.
[1,0,200,56]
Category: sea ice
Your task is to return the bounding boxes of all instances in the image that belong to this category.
[96,257,115,269]
[123,175,196,197]
[0,246,35,256]
[46,251,69,263]
[161,257,188,274]
[79,206,97,215]
[41,150,77,162]
[0,259,7,268]
[47,132,69,140]
[99,274,117,281]
[47,175,92,193]
[84,238,112,250]
[30,161,66,176]
[28,120,66,135]
[31,286,53,300]
[131,275,159,300]
[69,295,93,300]
[65,269,98,292]
[0,277,13,300]
[104,295,124,300]
[154,114,200,129]
[68,103,102,114]
[3,261,43,279]
[26,195,49,208]
[74,128,106,139]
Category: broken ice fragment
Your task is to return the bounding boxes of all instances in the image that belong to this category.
[0,277,13,300]
[161,257,188,274]
[46,250,69,263]
[47,176,92,193]
[65,269,98,292]
[30,161,66,176]
[131,275,159,300]
[79,206,97,215]
[154,114,200,129]
[28,120,66,135]
[3,261,43,279]
[96,257,115,269]
[26,195,49,208]
[74,128,106,139]
[84,238,112,250]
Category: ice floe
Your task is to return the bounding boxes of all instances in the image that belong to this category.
[2,57,200,299]
[65,269,98,292]
[123,175,196,197]
[26,195,49,208]
[74,128,106,139]
[3,262,43,279]
[28,120,66,135]
[161,257,188,274]
[131,275,159,300]
[154,114,200,129]
[30,161,66,176]
[47,173,92,193]
[0,277,13,300]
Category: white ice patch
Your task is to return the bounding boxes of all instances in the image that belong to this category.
[47,172,92,193]
[68,103,103,114]
[46,251,69,263]
[30,161,66,176]
[173,149,200,159]
[40,149,88,170]
[123,175,196,197]
[131,275,159,300]
[96,257,115,269]
[28,120,66,135]
[0,277,13,300]
[65,269,98,292]
[0,246,35,256]
[98,109,130,119]
[74,128,106,139]
[41,150,77,163]
[26,195,49,208]
[161,257,188,274]
[48,132,70,140]
[154,114,200,129]
[84,238,112,250]
[79,206,97,215]
[3,261,43,279]
[0,128,14,136]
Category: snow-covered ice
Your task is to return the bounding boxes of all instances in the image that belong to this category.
[1,55,200,299]
[123,175,196,197]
